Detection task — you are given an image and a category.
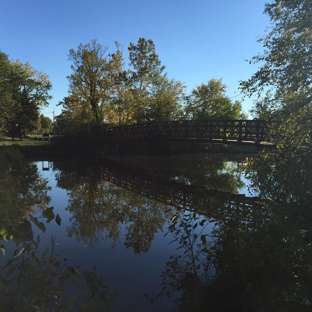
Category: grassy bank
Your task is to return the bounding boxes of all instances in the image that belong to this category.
[0,136,54,158]
[0,135,98,159]
[0,136,50,146]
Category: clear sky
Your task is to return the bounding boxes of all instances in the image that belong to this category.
[0,0,270,120]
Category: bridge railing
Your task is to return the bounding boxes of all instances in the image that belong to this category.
[97,119,268,143]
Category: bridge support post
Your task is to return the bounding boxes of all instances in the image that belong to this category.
[255,120,262,145]
[238,120,243,143]
[223,121,227,143]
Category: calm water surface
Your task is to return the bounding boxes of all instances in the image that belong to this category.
[1,148,311,311]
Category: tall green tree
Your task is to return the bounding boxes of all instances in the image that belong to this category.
[128,38,165,123]
[0,52,51,135]
[185,79,243,120]
[66,40,111,124]
[240,0,312,150]
[63,40,131,127]
[249,91,276,120]
[145,70,185,122]
[0,52,14,124]
[60,38,184,130]
[105,42,132,125]
[39,114,53,133]
[240,0,312,103]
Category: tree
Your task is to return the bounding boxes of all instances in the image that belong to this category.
[248,91,282,121]
[39,114,53,133]
[145,70,185,122]
[0,51,52,136]
[57,94,94,133]
[240,0,312,150]
[240,0,312,103]
[128,38,166,123]
[63,40,132,127]
[0,52,13,125]
[128,38,165,92]
[66,40,111,124]
[185,79,243,120]
[61,38,184,130]
[104,42,133,125]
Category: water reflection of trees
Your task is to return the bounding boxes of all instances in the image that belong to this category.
[54,161,168,252]
[155,150,312,311]
[112,153,245,193]
[0,237,115,311]
[53,154,246,253]
[0,148,52,244]
[124,202,166,253]
[0,150,114,311]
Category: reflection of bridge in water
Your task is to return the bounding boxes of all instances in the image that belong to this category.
[98,119,269,145]
[99,163,267,221]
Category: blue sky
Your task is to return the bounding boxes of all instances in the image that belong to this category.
[0,0,270,119]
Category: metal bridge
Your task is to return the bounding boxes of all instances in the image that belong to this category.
[97,119,269,145]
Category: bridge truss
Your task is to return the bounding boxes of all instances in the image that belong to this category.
[98,120,268,144]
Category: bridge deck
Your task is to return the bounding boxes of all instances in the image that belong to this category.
[97,120,269,145]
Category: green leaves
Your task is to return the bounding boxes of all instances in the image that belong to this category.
[60,37,184,129]
[0,52,51,133]
[185,79,243,120]
[241,0,312,154]
[67,39,110,124]
[128,38,165,83]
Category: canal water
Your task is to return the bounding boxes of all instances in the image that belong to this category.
[1,147,312,311]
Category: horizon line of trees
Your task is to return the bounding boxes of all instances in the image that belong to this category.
[0,38,247,137]
[55,38,247,134]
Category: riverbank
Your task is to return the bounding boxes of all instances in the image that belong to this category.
[0,137,52,158]
[0,136,274,159]
[0,136,97,159]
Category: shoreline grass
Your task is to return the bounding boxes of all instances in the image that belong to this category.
[0,135,97,159]
[0,136,50,147]
[0,136,54,159]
